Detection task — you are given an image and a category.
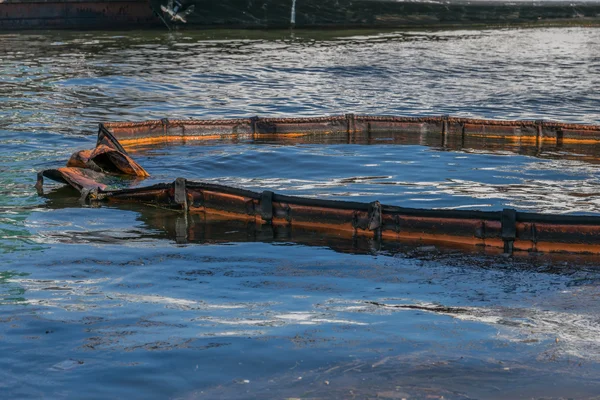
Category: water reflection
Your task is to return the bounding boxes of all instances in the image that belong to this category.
[2,28,600,399]
[4,217,600,398]
[1,28,599,135]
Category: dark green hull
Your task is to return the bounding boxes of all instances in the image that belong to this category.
[2,0,599,30]
[152,0,600,29]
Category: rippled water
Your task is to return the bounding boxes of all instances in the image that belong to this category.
[128,142,600,214]
[2,28,600,399]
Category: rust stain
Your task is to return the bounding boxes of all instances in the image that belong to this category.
[66,149,94,169]
[90,144,149,177]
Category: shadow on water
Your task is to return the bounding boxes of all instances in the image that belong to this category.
[39,185,600,268]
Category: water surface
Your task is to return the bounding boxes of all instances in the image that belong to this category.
[2,28,600,399]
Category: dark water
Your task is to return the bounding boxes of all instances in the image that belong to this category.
[2,28,600,399]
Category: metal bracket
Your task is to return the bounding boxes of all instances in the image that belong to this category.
[174,177,188,210]
[259,190,274,224]
[535,120,544,149]
[368,201,382,239]
[442,115,449,147]
[501,208,517,254]
[250,116,259,136]
[161,118,170,136]
[535,120,543,136]
[346,113,356,140]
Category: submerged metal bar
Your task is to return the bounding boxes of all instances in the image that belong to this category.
[501,208,517,254]
[259,190,274,224]
[174,177,188,210]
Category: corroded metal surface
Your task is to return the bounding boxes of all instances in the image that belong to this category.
[38,115,600,255]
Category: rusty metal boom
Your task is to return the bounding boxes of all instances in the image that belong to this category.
[37,114,600,255]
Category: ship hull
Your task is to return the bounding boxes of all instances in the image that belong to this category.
[156,0,600,29]
[1,0,599,30]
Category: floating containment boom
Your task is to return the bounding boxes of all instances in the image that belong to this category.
[37,114,600,255]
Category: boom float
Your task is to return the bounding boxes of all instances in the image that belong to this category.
[37,114,600,255]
